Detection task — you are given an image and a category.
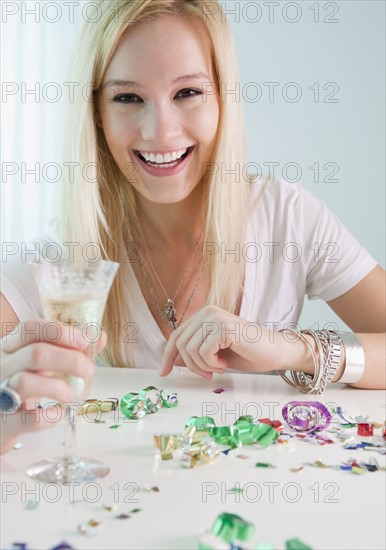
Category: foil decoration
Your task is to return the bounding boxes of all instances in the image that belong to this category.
[282,401,331,433]
[120,387,178,419]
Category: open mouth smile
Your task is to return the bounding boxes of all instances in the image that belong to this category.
[133,146,195,177]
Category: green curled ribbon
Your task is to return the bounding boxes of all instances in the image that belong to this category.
[212,512,255,543]
[185,416,216,430]
[160,389,178,408]
[120,392,147,419]
[120,386,178,419]
[185,415,279,449]
[198,513,313,549]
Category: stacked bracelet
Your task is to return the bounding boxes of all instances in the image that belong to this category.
[331,331,365,384]
[278,328,364,394]
[277,329,321,394]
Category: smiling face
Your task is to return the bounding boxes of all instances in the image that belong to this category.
[96,14,220,205]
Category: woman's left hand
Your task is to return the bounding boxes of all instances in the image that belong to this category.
[160,305,283,379]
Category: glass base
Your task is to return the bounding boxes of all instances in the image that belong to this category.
[26,456,110,483]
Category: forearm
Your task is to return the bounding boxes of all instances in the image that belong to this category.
[278,330,386,390]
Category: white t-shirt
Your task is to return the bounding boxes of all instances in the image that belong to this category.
[1,179,378,369]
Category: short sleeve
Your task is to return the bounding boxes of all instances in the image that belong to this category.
[296,184,378,301]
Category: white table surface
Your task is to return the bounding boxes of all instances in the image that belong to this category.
[1,368,385,550]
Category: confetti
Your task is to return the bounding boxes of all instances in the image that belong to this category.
[78,519,105,535]
[143,485,160,492]
[13,442,23,450]
[357,423,374,436]
[255,462,276,468]
[290,467,304,473]
[115,513,131,520]
[286,538,312,550]
[51,543,75,550]
[213,387,228,394]
[229,487,244,493]
[351,466,366,475]
[109,424,120,429]
[25,500,38,510]
[236,454,250,460]
[302,457,386,475]
[103,504,118,512]
[303,460,330,469]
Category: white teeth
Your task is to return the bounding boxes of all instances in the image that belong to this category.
[139,148,188,164]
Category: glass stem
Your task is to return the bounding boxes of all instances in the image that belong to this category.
[64,404,78,466]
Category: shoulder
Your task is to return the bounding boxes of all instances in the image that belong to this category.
[249,176,323,232]
[250,176,318,209]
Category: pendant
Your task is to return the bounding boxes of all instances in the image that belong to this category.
[162,299,178,330]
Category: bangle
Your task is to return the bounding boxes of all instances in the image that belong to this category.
[277,328,342,394]
[308,329,341,388]
[330,331,365,384]
[277,328,321,394]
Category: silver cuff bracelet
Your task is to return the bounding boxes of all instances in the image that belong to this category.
[333,331,365,384]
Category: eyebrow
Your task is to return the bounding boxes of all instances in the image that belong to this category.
[101,73,210,91]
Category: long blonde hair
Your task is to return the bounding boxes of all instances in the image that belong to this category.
[61,0,257,368]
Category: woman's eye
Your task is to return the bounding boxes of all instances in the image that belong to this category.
[113,94,141,104]
[176,88,202,99]
[112,89,202,104]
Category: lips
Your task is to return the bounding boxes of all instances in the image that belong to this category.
[133,146,195,177]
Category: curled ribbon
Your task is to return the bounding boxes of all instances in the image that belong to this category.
[282,401,331,433]
[120,386,178,419]
[154,425,220,467]
[198,513,313,549]
[186,415,280,449]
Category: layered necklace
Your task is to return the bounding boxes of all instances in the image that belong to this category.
[132,225,204,332]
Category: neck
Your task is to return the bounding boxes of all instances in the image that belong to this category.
[134,185,205,250]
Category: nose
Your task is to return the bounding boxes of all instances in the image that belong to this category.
[140,101,180,144]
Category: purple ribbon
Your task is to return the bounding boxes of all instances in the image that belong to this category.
[282,401,331,433]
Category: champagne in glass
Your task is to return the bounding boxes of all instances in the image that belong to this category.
[26,259,119,483]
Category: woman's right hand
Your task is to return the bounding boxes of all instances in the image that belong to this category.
[0,318,107,454]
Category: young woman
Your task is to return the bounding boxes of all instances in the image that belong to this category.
[1,0,385,451]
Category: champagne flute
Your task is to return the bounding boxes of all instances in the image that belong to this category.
[26,259,119,483]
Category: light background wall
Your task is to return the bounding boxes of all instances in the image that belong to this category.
[1,0,385,331]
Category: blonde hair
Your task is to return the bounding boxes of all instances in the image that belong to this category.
[61,0,259,368]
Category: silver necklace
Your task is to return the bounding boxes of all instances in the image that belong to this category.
[132,228,204,332]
